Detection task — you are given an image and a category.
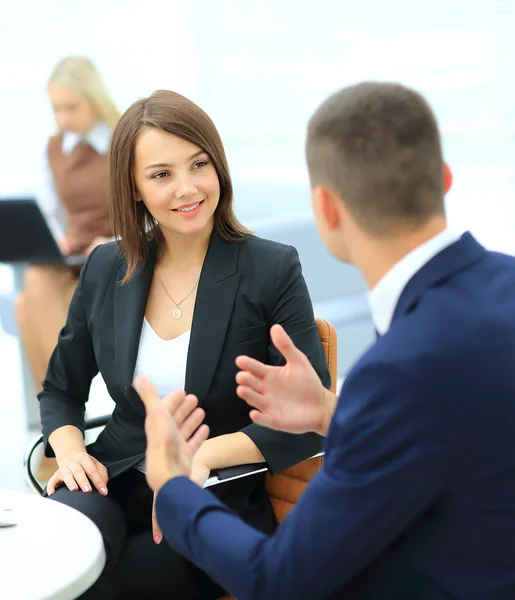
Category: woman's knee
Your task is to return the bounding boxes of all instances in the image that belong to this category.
[23,265,52,289]
[23,265,73,296]
[50,488,127,566]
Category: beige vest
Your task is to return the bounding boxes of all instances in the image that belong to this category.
[48,135,111,253]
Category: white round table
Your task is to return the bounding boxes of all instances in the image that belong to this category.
[0,489,105,600]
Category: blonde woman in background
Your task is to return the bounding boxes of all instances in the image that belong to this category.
[15,57,119,394]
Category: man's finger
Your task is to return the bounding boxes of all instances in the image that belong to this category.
[168,394,198,428]
[269,324,301,363]
[235,371,264,394]
[249,409,274,429]
[133,377,161,414]
[236,385,267,410]
[188,424,210,455]
[152,495,162,545]
[179,407,206,441]
[136,377,175,449]
[235,354,270,379]
[162,389,188,417]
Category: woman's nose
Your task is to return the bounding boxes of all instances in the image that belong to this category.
[174,174,197,199]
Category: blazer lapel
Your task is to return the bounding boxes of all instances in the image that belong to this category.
[392,232,486,325]
[114,256,154,396]
[186,232,240,403]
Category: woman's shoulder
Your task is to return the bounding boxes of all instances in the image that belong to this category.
[83,240,124,281]
[239,234,298,261]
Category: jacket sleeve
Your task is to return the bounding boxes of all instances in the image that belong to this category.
[241,245,330,474]
[38,247,101,457]
[156,362,448,600]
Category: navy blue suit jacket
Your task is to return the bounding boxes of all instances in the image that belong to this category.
[155,233,515,599]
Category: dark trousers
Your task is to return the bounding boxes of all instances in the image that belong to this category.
[50,469,226,599]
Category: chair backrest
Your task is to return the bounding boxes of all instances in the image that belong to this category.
[264,318,337,522]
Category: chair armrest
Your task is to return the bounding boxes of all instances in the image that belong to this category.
[24,433,45,495]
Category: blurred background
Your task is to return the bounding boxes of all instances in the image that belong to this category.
[1,0,515,489]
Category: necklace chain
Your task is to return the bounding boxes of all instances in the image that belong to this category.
[156,269,200,309]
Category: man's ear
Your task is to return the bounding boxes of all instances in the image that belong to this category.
[443,162,452,195]
[315,185,341,231]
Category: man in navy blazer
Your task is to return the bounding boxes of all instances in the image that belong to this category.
[135,82,515,599]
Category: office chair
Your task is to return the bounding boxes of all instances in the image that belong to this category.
[217,318,337,600]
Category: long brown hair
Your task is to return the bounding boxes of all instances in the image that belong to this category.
[109,90,251,282]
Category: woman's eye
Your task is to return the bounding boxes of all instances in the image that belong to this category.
[193,160,208,169]
[152,172,168,179]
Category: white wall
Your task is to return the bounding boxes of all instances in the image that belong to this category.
[1,0,514,248]
[193,0,515,252]
[0,0,199,194]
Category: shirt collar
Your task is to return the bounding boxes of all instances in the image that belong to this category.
[369,228,461,335]
[61,120,111,156]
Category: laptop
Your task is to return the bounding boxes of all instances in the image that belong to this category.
[0,199,86,267]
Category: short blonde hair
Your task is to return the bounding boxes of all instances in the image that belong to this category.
[49,57,120,129]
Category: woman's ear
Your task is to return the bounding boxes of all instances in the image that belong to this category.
[133,181,143,203]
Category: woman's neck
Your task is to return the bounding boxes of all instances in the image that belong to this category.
[158,223,213,272]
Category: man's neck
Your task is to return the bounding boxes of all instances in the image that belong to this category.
[354,215,448,290]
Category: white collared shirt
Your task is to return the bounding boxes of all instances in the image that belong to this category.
[368,229,461,335]
[37,121,111,239]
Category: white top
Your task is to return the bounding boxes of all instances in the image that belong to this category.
[134,318,191,474]
[37,121,112,239]
[368,229,461,335]
[0,488,105,600]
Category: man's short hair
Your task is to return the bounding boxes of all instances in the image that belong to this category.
[306,82,445,235]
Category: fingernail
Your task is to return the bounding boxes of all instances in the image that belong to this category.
[154,536,162,545]
[82,485,91,492]
[100,487,108,496]
[70,484,77,491]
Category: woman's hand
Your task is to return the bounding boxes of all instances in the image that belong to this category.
[47,452,109,496]
[190,453,211,488]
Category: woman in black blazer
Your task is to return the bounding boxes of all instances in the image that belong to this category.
[39,90,330,599]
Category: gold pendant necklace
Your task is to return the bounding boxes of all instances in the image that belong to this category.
[156,269,200,320]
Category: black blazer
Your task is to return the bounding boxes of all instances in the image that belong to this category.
[39,232,330,532]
